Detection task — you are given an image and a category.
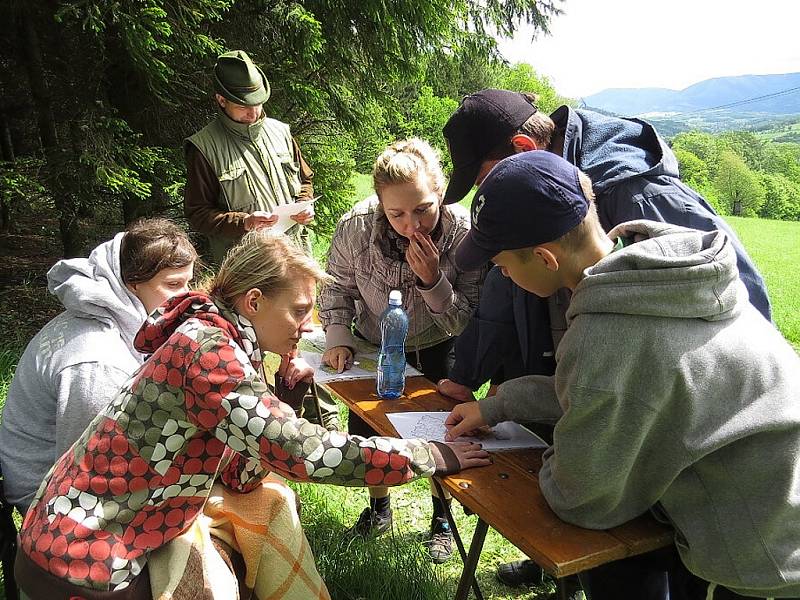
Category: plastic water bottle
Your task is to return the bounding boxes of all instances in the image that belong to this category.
[377,290,408,399]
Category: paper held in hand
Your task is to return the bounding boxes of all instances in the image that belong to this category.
[271,196,319,234]
[387,411,548,451]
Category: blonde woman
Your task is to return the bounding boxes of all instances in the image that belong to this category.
[318,138,486,562]
[15,231,489,599]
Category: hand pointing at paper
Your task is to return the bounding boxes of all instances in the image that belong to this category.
[444,401,488,441]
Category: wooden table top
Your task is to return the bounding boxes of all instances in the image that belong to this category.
[326,376,673,578]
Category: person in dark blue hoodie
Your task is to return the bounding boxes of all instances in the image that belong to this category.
[436,89,772,592]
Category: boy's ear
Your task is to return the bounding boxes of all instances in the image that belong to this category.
[511,134,537,153]
[533,245,560,271]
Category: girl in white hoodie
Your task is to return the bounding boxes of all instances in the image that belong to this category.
[0,218,197,513]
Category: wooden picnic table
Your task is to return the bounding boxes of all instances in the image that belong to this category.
[324,376,674,599]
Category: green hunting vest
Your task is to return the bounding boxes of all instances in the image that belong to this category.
[187,110,305,262]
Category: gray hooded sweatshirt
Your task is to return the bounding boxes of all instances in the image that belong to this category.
[480,221,800,597]
[0,233,147,511]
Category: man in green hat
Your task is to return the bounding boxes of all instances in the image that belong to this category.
[184,50,338,429]
[184,50,315,264]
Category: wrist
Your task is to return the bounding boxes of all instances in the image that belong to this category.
[419,275,436,288]
[430,441,460,475]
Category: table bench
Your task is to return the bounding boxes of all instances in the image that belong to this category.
[325,376,673,599]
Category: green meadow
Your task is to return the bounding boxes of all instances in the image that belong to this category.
[725,216,800,351]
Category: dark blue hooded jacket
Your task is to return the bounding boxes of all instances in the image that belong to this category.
[449,106,771,389]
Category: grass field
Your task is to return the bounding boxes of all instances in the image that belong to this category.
[0,181,797,599]
[725,216,800,350]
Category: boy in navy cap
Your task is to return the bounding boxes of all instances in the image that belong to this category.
[445,151,800,600]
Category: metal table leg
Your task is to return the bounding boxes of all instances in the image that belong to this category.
[454,518,489,600]
[556,574,582,600]
[557,578,569,600]
[432,479,485,600]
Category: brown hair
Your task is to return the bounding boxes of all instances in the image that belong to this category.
[518,91,556,149]
[120,218,198,285]
[204,230,331,308]
[485,93,556,159]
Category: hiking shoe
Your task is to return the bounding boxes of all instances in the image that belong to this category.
[425,517,454,564]
[496,559,544,587]
[348,507,393,537]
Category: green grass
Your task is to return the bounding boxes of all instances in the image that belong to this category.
[352,172,374,204]
[724,216,800,350]
[292,476,555,600]
[0,350,18,405]
[754,120,800,143]
[311,173,374,266]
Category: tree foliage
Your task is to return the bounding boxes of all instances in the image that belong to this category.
[715,150,765,217]
[1,0,564,254]
[673,130,800,221]
[7,0,798,263]
[760,172,800,221]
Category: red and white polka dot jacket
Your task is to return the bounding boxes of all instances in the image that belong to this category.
[19,292,436,591]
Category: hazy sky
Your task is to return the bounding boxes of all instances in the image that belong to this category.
[498,0,800,98]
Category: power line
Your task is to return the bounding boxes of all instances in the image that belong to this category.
[677,85,800,115]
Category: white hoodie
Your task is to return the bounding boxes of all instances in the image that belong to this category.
[0,233,148,511]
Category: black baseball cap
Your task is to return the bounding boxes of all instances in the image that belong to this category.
[455,151,589,271]
[442,89,538,204]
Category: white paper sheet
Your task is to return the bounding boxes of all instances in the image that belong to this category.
[386,411,548,451]
[272,197,319,233]
[299,326,423,384]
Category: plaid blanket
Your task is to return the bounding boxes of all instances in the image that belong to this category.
[149,478,330,600]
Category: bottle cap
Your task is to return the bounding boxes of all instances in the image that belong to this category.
[388,290,402,306]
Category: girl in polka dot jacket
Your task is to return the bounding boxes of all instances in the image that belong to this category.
[15,231,490,599]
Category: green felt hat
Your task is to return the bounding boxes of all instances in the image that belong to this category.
[213,50,270,106]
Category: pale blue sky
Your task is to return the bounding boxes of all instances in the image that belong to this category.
[498,0,800,98]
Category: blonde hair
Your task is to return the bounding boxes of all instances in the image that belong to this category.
[372,138,445,200]
[202,231,331,308]
[554,172,602,252]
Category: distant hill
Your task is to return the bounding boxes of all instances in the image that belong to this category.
[583,72,800,117]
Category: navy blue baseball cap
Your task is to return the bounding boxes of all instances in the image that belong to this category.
[455,150,589,271]
[442,89,539,204]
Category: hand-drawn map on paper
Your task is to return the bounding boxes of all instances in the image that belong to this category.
[386,411,548,451]
[299,326,422,384]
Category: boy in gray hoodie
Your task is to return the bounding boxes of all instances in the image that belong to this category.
[447,150,800,600]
